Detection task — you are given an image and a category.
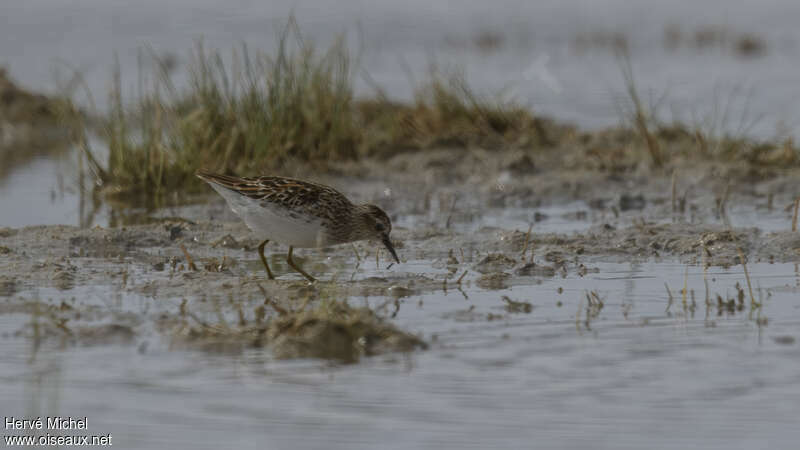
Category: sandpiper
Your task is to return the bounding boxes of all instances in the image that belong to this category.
[196,171,399,282]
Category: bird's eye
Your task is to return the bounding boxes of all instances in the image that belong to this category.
[375,223,385,232]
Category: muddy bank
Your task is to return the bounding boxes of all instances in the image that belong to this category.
[3,215,795,296]
[0,69,71,178]
[1,195,798,360]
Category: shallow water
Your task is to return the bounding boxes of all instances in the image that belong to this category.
[2,257,800,449]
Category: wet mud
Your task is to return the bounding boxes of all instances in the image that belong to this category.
[2,156,799,361]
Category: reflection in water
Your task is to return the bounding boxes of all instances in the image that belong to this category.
[2,262,799,449]
[24,358,63,438]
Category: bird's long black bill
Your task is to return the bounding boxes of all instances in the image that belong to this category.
[382,236,400,263]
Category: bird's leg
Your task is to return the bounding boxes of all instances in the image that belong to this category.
[257,239,275,280]
[287,246,316,282]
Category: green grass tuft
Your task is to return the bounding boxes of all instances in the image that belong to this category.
[73,20,554,206]
[93,20,363,204]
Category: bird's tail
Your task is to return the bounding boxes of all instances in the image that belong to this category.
[196,170,249,190]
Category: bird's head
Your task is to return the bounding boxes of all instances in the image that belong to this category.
[355,204,399,263]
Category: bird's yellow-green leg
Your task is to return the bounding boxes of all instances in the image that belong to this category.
[257,240,275,280]
[287,246,316,282]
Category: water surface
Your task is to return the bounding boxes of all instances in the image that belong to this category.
[2,259,799,449]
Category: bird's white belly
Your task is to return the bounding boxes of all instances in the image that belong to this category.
[210,184,329,248]
[244,204,328,248]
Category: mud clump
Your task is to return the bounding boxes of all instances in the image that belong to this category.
[75,324,136,346]
[174,299,426,363]
[0,276,17,296]
[212,234,242,249]
[269,300,426,362]
[473,253,517,274]
[52,268,76,291]
[386,285,414,298]
[773,336,795,345]
[760,232,800,262]
[515,263,557,277]
[7,297,138,347]
[501,296,533,313]
[538,223,761,265]
[476,272,511,290]
[618,193,646,211]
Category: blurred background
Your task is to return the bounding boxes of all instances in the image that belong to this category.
[1,0,799,226]
[4,0,799,129]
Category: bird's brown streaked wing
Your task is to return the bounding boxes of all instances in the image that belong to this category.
[255,176,354,223]
[196,171,354,223]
